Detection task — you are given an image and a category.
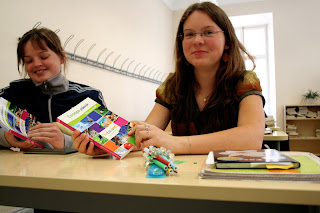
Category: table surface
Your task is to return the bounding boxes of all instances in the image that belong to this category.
[1,149,320,206]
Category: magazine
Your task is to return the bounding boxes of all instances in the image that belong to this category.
[56,97,135,159]
[213,149,300,169]
[0,97,44,148]
[199,151,320,182]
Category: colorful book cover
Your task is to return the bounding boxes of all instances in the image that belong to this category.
[56,97,135,159]
[0,97,44,148]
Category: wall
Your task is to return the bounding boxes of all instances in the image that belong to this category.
[0,0,174,122]
[173,0,320,130]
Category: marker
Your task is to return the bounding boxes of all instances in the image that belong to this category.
[153,159,168,171]
[156,155,172,167]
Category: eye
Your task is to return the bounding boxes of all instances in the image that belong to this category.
[184,32,195,39]
[203,30,214,36]
[25,60,32,64]
[40,54,49,60]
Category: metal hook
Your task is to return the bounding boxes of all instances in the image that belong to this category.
[32,21,41,29]
[85,43,96,62]
[73,39,84,58]
[148,69,155,78]
[126,60,135,73]
[156,72,162,80]
[113,54,121,68]
[161,72,168,81]
[143,67,151,77]
[63,35,74,49]
[120,58,129,71]
[96,48,107,64]
[153,70,160,79]
[133,63,141,74]
[103,51,114,68]
[139,65,146,76]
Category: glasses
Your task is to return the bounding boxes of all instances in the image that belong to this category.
[179,30,224,40]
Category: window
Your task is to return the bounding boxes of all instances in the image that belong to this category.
[230,13,275,119]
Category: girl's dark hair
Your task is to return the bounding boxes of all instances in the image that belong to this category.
[17,27,67,77]
[165,2,255,131]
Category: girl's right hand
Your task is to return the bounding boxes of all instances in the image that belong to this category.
[5,131,36,150]
[72,130,107,156]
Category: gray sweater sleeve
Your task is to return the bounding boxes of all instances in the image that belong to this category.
[64,134,73,148]
[0,128,12,148]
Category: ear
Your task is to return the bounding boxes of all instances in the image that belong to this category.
[224,45,230,50]
[61,51,66,64]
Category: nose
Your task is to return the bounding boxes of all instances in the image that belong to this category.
[193,33,205,44]
[33,57,42,67]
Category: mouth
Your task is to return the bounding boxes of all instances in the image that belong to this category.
[34,69,47,74]
[192,50,207,55]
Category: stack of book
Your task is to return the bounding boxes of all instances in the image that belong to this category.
[286,124,298,136]
[265,116,275,128]
[199,150,320,182]
[286,107,297,119]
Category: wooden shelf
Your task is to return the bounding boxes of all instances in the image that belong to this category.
[285,104,320,154]
[290,137,320,141]
[286,118,320,121]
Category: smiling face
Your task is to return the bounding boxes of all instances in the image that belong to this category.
[182,10,226,72]
[23,40,63,83]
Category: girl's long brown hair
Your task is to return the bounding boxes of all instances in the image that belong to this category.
[165,2,255,131]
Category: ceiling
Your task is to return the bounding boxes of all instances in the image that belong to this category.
[162,0,263,11]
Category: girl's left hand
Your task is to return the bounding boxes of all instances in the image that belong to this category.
[28,122,65,148]
[128,121,179,152]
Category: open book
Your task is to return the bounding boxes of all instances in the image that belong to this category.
[199,150,320,182]
[0,97,44,148]
[56,97,135,159]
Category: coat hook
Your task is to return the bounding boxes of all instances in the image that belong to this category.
[85,43,96,62]
[143,67,151,77]
[126,60,135,73]
[32,21,41,29]
[156,71,162,80]
[161,72,168,81]
[153,70,160,79]
[113,54,121,68]
[73,39,84,58]
[148,69,155,78]
[133,63,141,74]
[96,48,107,64]
[139,65,146,76]
[103,51,114,68]
[63,35,74,49]
[120,58,129,71]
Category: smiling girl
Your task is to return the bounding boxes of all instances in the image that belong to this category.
[0,27,106,150]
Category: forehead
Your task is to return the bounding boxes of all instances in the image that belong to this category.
[183,10,219,30]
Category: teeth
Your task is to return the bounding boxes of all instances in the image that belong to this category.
[35,69,46,74]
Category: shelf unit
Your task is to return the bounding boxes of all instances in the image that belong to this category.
[284,104,320,155]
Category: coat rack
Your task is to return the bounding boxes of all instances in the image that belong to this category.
[33,22,169,85]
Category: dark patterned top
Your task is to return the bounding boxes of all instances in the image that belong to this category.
[155,71,265,136]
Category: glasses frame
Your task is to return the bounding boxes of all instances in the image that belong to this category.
[179,30,224,41]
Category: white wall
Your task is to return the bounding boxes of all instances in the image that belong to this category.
[173,0,320,130]
[0,0,174,122]
[2,0,320,130]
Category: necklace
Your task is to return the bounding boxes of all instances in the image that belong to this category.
[203,95,210,102]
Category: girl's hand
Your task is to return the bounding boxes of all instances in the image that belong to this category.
[5,131,36,150]
[72,130,107,156]
[128,121,180,153]
[28,122,65,148]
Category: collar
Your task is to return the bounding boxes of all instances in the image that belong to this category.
[33,72,69,95]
